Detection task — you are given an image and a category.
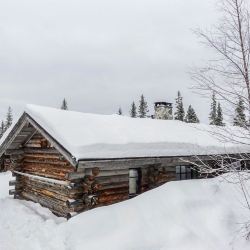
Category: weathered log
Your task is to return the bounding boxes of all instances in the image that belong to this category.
[66,212,79,220]
[83,168,129,177]
[24,153,65,160]
[12,172,17,177]
[97,187,128,196]
[22,185,71,202]
[23,165,72,175]
[65,172,85,181]
[9,180,16,186]
[66,199,84,208]
[20,177,83,197]
[23,162,73,170]
[98,193,128,204]
[5,149,24,155]
[14,171,70,185]
[21,191,70,215]
[23,159,72,167]
[78,156,216,170]
[24,148,61,154]
[9,189,16,195]
[24,170,67,180]
[98,181,129,190]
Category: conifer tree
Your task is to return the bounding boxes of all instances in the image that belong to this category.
[138,95,149,118]
[174,91,185,121]
[0,121,5,138]
[215,102,224,126]
[130,101,137,118]
[233,97,246,127]
[5,107,13,130]
[61,98,68,110]
[118,107,123,115]
[185,105,200,123]
[209,92,217,125]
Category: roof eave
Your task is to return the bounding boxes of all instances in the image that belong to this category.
[0,112,77,167]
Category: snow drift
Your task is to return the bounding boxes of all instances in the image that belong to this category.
[0,171,249,250]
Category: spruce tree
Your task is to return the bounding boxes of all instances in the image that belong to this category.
[233,97,246,127]
[138,95,149,118]
[61,98,68,110]
[5,107,13,130]
[185,105,200,123]
[0,121,5,138]
[174,91,185,121]
[118,107,123,115]
[209,92,217,125]
[130,101,137,118]
[215,102,224,126]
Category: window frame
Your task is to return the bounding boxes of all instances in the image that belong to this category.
[176,165,197,180]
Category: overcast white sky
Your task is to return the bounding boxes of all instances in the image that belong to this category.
[0,0,219,122]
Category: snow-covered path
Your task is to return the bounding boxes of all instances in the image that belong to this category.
[0,171,249,250]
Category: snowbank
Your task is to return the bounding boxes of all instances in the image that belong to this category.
[0,172,249,250]
[20,104,250,159]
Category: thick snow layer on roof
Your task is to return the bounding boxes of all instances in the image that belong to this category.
[23,104,250,159]
[0,171,249,250]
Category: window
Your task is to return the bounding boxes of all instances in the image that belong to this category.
[176,166,197,180]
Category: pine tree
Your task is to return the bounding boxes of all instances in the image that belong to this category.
[209,92,217,125]
[174,91,185,121]
[0,121,5,138]
[215,102,224,126]
[138,95,149,118]
[5,107,13,130]
[185,105,200,123]
[61,98,68,110]
[118,107,123,115]
[130,101,137,118]
[233,97,246,127]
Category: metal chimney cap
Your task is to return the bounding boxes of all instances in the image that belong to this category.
[154,102,172,107]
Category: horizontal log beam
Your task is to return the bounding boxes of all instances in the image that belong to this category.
[13,171,70,186]
[9,180,16,186]
[78,155,232,170]
[9,189,16,195]
[66,199,84,208]
[67,212,78,220]
[66,172,85,181]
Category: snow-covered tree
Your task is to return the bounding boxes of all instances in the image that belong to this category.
[185,105,200,123]
[61,98,68,110]
[0,121,5,138]
[118,107,123,115]
[138,95,149,118]
[5,107,13,130]
[130,101,137,118]
[174,91,185,121]
[215,102,224,126]
[209,92,217,125]
[191,0,250,235]
[233,97,246,127]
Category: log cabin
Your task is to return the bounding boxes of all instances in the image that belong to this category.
[0,104,249,219]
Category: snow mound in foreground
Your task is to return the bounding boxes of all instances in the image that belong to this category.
[0,172,249,250]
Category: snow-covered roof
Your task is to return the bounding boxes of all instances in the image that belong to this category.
[8,104,247,160]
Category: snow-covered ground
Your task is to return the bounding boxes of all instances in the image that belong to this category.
[0,171,250,250]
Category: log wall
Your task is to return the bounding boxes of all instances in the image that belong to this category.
[9,132,85,218]
[8,132,179,218]
[76,163,177,210]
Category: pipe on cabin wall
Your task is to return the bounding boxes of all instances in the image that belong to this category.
[67,212,78,220]
[129,169,138,198]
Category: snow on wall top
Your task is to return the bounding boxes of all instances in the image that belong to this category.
[19,104,250,160]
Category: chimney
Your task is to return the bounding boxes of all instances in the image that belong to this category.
[154,102,173,120]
